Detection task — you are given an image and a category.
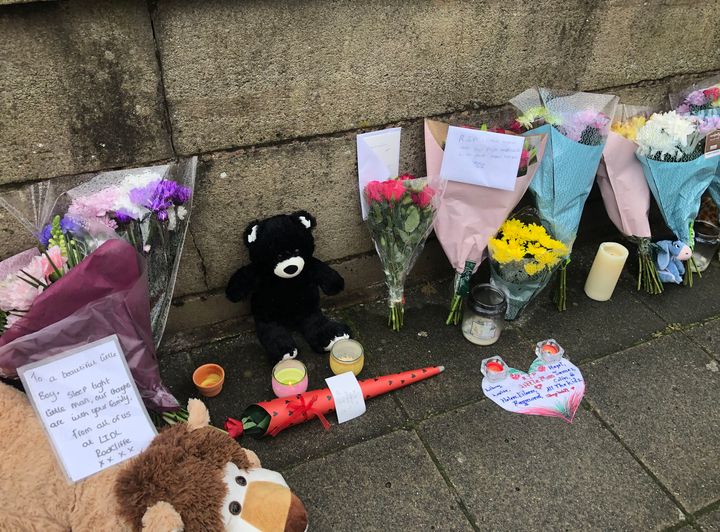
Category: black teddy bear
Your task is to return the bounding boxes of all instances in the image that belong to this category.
[226,210,352,361]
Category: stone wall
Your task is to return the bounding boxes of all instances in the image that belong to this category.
[1,0,719,338]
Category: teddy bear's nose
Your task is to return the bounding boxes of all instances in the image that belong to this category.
[284,265,298,275]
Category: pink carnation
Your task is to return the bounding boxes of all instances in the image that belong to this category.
[40,246,67,279]
[686,90,707,106]
[365,181,385,203]
[381,179,407,202]
[412,186,435,208]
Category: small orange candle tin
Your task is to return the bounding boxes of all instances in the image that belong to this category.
[192,363,225,397]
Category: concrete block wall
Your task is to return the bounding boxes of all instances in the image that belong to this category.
[1,0,719,339]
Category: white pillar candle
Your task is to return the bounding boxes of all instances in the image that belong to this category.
[584,242,629,301]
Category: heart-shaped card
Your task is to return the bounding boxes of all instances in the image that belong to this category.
[481,357,585,423]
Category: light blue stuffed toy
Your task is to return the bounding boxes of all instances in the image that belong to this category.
[655,240,692,284]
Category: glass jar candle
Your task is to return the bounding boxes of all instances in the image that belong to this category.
[271,359,309,398]
[481,356,508,382]
[461,284,507,346]
[329,339,365,376]
[691,220,720,273]
[535,339,565,364]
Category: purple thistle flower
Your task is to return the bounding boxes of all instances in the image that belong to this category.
[60,215,81,235]
[173,184,192,205]
[38,224,52,247]
[113,209,135,224]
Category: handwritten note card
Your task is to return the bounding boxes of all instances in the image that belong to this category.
[481,357,585,423]
[440,126,525,191]
[356,127,401,219]
[325,372,366,423]
[18,336,156,482]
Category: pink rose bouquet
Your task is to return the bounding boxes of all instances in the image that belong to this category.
[364,174,444,330]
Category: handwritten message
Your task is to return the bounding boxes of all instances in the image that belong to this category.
[481,357,585,423]
[357,127,402,219]
[440,126,525,191]
[325,372,366,423]
[18,335,156,482]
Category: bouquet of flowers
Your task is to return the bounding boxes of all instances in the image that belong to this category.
[671,77,720,230]
[364,174,445,330]
[0,158,196,344]
[596,105,663,294]
[488,209,568,319]
[635,111,720,285]
[511,88,618,310]
[424,118,548,325]
[0,236,178,411]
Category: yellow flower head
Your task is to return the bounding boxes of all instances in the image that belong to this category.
[611,115,647,141]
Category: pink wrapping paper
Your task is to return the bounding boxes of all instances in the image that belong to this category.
[426,119,548,273]
[0,239,178,411]
[596,131,652,238]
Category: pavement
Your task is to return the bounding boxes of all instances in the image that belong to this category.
[159,239,720,531]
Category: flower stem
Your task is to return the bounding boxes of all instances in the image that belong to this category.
[446,294,463,325]
[684,257,702,287]
[553,260,568,312]
[637,249,663,295]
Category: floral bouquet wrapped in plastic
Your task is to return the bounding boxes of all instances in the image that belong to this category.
[0,158,196,344]
[635,112,720,286]
[364,174,445,330]
[511,88,618,310]
[424,119,548,325]
[596,104,663,294]
[671,76,720,228]
[488,209,568,319]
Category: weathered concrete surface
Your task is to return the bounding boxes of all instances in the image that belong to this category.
[585,334,720,512]
[154,0,720,153]
[419,401,680,531]
[0,0,172,186]
[686,319,720,362]
[697,508,720,531]
[285,431,474,531]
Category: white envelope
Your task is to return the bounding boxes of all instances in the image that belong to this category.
[356,128,401,219]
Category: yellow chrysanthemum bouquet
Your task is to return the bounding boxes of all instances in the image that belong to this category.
[488,210,568,319]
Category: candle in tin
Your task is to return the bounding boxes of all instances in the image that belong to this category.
[329,339,365,376]
[535,339,564,364]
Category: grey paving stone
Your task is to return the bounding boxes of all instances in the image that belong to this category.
[631,261,720,326]
[419,401,680,531]
[164,332,406,471]
[685,319,720,362]
[584,334,720,512]
[338,282,537,421]
[284,430,473,532]
[517,240,669,363]
[697,507,720,532]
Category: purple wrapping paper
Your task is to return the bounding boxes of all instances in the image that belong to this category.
[596,131,652,238]
[0,239,178,411]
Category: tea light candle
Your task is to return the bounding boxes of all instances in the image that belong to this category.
[272,359,309,398]
[481,356,508,383]
[584,242,629,301]
[329,339,365,376]
[535,339,564,363]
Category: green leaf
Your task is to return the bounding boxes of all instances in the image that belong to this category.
[404,206,420,233]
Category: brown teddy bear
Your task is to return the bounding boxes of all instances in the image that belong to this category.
[0,383,308,531]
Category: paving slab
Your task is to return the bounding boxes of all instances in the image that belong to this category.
[337,282,536,421]
[684,319,720,362]
[696,507,720,532]
[163,331,406,471]
[516,241,668,363]
[631,261,720,326]
[419,400,680,531]
[584,334,720,512]
[284,430,472,532]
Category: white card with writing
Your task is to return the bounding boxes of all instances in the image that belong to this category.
[440,126,525,191]
[18,335,156,482]
[356,127,401,219]
[325,372,366,423]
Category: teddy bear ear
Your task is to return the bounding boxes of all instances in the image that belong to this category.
[244,220,260,247]
[292,210,316,230]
